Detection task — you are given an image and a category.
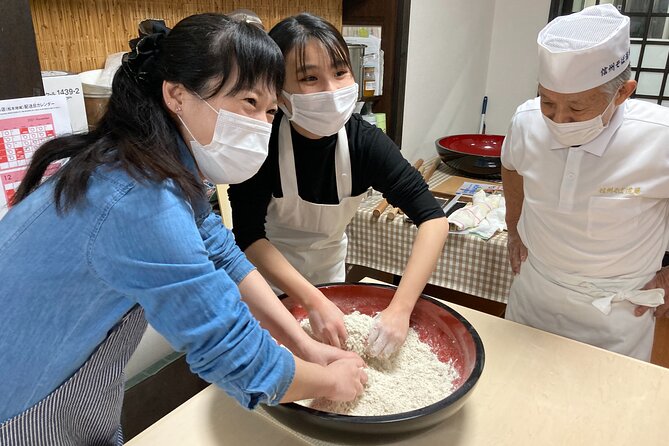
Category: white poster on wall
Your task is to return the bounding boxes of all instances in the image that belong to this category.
[0,95,71,219]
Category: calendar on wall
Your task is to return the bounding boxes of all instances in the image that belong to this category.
[0,95,71,219]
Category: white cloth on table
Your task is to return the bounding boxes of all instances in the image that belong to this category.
[448,189,506,240]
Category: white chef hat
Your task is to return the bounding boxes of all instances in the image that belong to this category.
[538,4,630,94]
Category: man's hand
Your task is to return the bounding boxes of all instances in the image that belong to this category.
[636,267,669,318]
[506,231,528,275]
[502,166,525,275]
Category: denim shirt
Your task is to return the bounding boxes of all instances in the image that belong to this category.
[0,138,295,422]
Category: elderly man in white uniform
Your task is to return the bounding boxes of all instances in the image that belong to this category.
[502,4,669,361]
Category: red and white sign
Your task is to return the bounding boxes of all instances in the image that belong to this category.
[0,95,71,219]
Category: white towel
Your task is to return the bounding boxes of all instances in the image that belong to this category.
[449,190,506,240]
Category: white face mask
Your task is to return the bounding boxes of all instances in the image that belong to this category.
[279,83,359,137]
[179,99,271,184]
[542,97,617,147]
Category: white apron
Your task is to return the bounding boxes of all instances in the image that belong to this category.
[265,117,365,289]
[505,254,665,361]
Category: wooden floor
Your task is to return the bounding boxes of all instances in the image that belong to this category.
[347,265,669,368]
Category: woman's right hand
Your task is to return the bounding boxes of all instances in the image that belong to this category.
[306,291,348,348]
[324,357,368,401]
[281,355,367,403]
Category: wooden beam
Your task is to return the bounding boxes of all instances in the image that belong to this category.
[0,0,43,100]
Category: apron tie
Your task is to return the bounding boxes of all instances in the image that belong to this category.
[507,255,660,361]
[576,281,665,315]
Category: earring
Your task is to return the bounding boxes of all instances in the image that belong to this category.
[176,106,182,113]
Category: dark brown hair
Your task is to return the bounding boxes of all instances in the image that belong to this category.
[13,13,284,212]
[269,13,352,77]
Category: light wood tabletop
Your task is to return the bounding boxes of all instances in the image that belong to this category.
[127,299,669,446]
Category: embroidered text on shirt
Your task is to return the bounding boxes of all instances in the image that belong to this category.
[598,186,641,195]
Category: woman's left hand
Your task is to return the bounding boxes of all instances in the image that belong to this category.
[299,337,361,366]
[306,292,348,348]
[366,308,410,359]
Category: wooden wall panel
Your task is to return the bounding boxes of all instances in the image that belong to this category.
[29,0,342,73]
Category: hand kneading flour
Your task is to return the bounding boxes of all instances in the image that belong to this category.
[298,311,459,416]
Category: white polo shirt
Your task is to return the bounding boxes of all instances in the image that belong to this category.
[501,97,669,280]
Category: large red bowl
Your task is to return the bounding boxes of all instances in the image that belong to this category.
[265,283,485,436]
[436,134,505,179]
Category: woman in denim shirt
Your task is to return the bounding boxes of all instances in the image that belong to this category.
[0,14,366,443]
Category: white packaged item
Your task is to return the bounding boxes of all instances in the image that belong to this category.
[41,71,88,133]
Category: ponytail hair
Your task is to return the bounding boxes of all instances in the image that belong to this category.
[13,13,284,212]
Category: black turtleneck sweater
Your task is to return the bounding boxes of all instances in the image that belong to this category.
[228,112,445,251]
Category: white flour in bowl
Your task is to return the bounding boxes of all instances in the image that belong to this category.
[298,311,459,416]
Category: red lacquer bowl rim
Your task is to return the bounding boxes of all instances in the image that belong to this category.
[436,134,504,158]
[276,282,485,425]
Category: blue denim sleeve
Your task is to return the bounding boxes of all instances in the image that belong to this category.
[198,212,254,284]
[88,180,294,408]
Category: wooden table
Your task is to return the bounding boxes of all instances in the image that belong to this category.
[126,301,669,446]
[345,162,512,303]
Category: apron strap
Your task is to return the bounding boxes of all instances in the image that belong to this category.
[334,126,352,200]
[579,282,666,315]
[529,254,665,315]
[278,117,299,198]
